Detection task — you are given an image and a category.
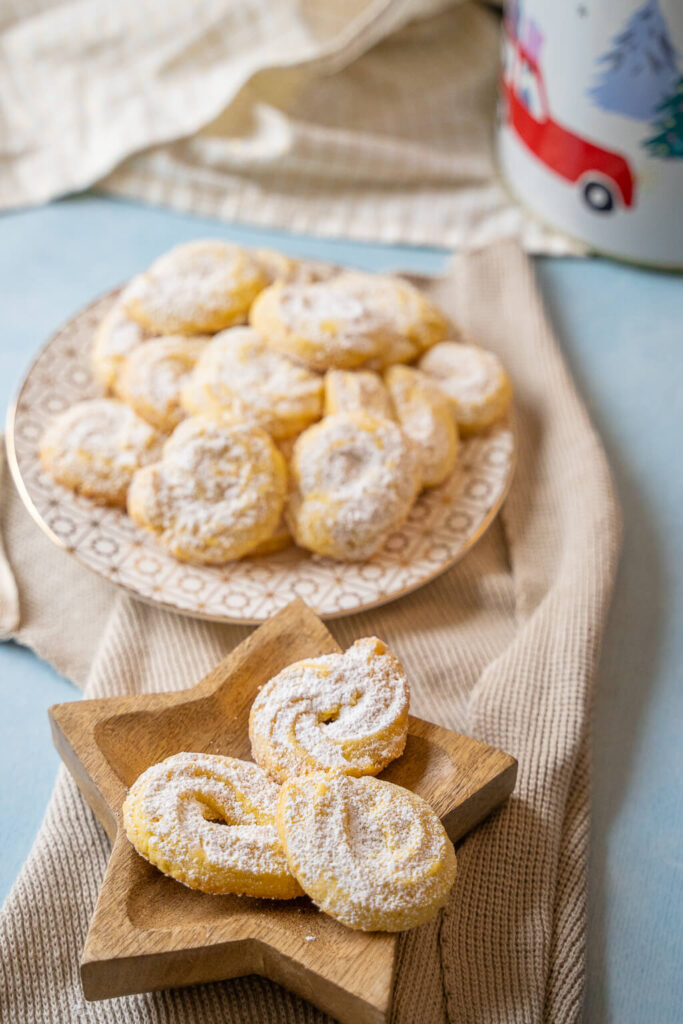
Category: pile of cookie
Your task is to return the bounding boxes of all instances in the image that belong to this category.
[123,637,457,932]
[39,240,512,564]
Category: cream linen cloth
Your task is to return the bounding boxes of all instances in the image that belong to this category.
[0,0,583,254]
[0,243,618,1023]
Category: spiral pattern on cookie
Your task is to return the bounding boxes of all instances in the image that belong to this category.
[128,417,286,563]
[123,753,302,898]
[276,772,457,931]
[39,398,161,507]
[287,410,420,561]
[123,240,267,335]
[181,326,323,440]
[250,271,448,372]
[115,335,208,432]
[418,341,512,435]
[250,637,409,782]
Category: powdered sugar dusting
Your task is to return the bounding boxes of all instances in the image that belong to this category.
[39,398,161,504]
[183,327,322,439]
[123,752,300,897]
[282,286,367,332]
[419,343,506,409]
[287,411,420,560]
[128,417,285,563]
[123,240,266,333]
[260,270,445,371]
[250,637,409,781]
[278,772,457,931]
[117,336,207,431]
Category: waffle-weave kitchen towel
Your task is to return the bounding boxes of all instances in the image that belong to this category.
[0,241,618,1023]
[0,0,581,254]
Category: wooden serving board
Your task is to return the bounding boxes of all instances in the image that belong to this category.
[50,599,517,1024]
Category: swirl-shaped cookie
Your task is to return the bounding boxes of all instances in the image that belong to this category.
[181,327,323,440]
[324,369,394,420]
[249,637,409,782]
[286,411,420,561]
[128,417,286,563]
[123,240,267,335]
[250,271,448,372]
[418,341,512,435]
[385,365,459,488]
[276,772,457,931]
[115,336,208,432]
[39,399,161,506]
[123,752,303,898]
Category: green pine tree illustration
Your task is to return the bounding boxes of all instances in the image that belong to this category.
[643,75,683,158]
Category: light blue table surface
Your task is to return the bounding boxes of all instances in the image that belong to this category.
[1,196,681,1022]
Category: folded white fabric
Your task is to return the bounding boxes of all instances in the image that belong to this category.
[0,0,582,252]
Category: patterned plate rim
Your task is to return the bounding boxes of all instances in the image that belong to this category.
[5,286,517,625]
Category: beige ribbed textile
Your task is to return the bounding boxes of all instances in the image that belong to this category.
[0,243,619,1023]
[0,0,583,254]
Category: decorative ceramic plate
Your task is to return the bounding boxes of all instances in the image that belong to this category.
[6,290,516,624]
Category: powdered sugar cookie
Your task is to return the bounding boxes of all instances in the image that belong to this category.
[250,271,448,372]
[287,411,420,561]
[92,289,155,390]
[123,240,267,335]
[324,369,394,420]
[181,327,323,440]
[418,342,512,435]
[250,637,409,782]
[128,417,286,564]
[39,399,161,507]
[385,365,458,488]
[115,336,208,432]
[123,752,302,898]
[250,274,387,372]
[276,772,457,931]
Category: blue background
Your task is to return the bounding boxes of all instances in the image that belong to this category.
[1,196,681,1022]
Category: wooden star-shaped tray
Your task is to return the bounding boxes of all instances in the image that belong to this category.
[49,599,517,1024]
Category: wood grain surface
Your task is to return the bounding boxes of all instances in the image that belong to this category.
[50,599,517,1024]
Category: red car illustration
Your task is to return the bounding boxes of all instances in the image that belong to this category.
[501,31,636,212]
